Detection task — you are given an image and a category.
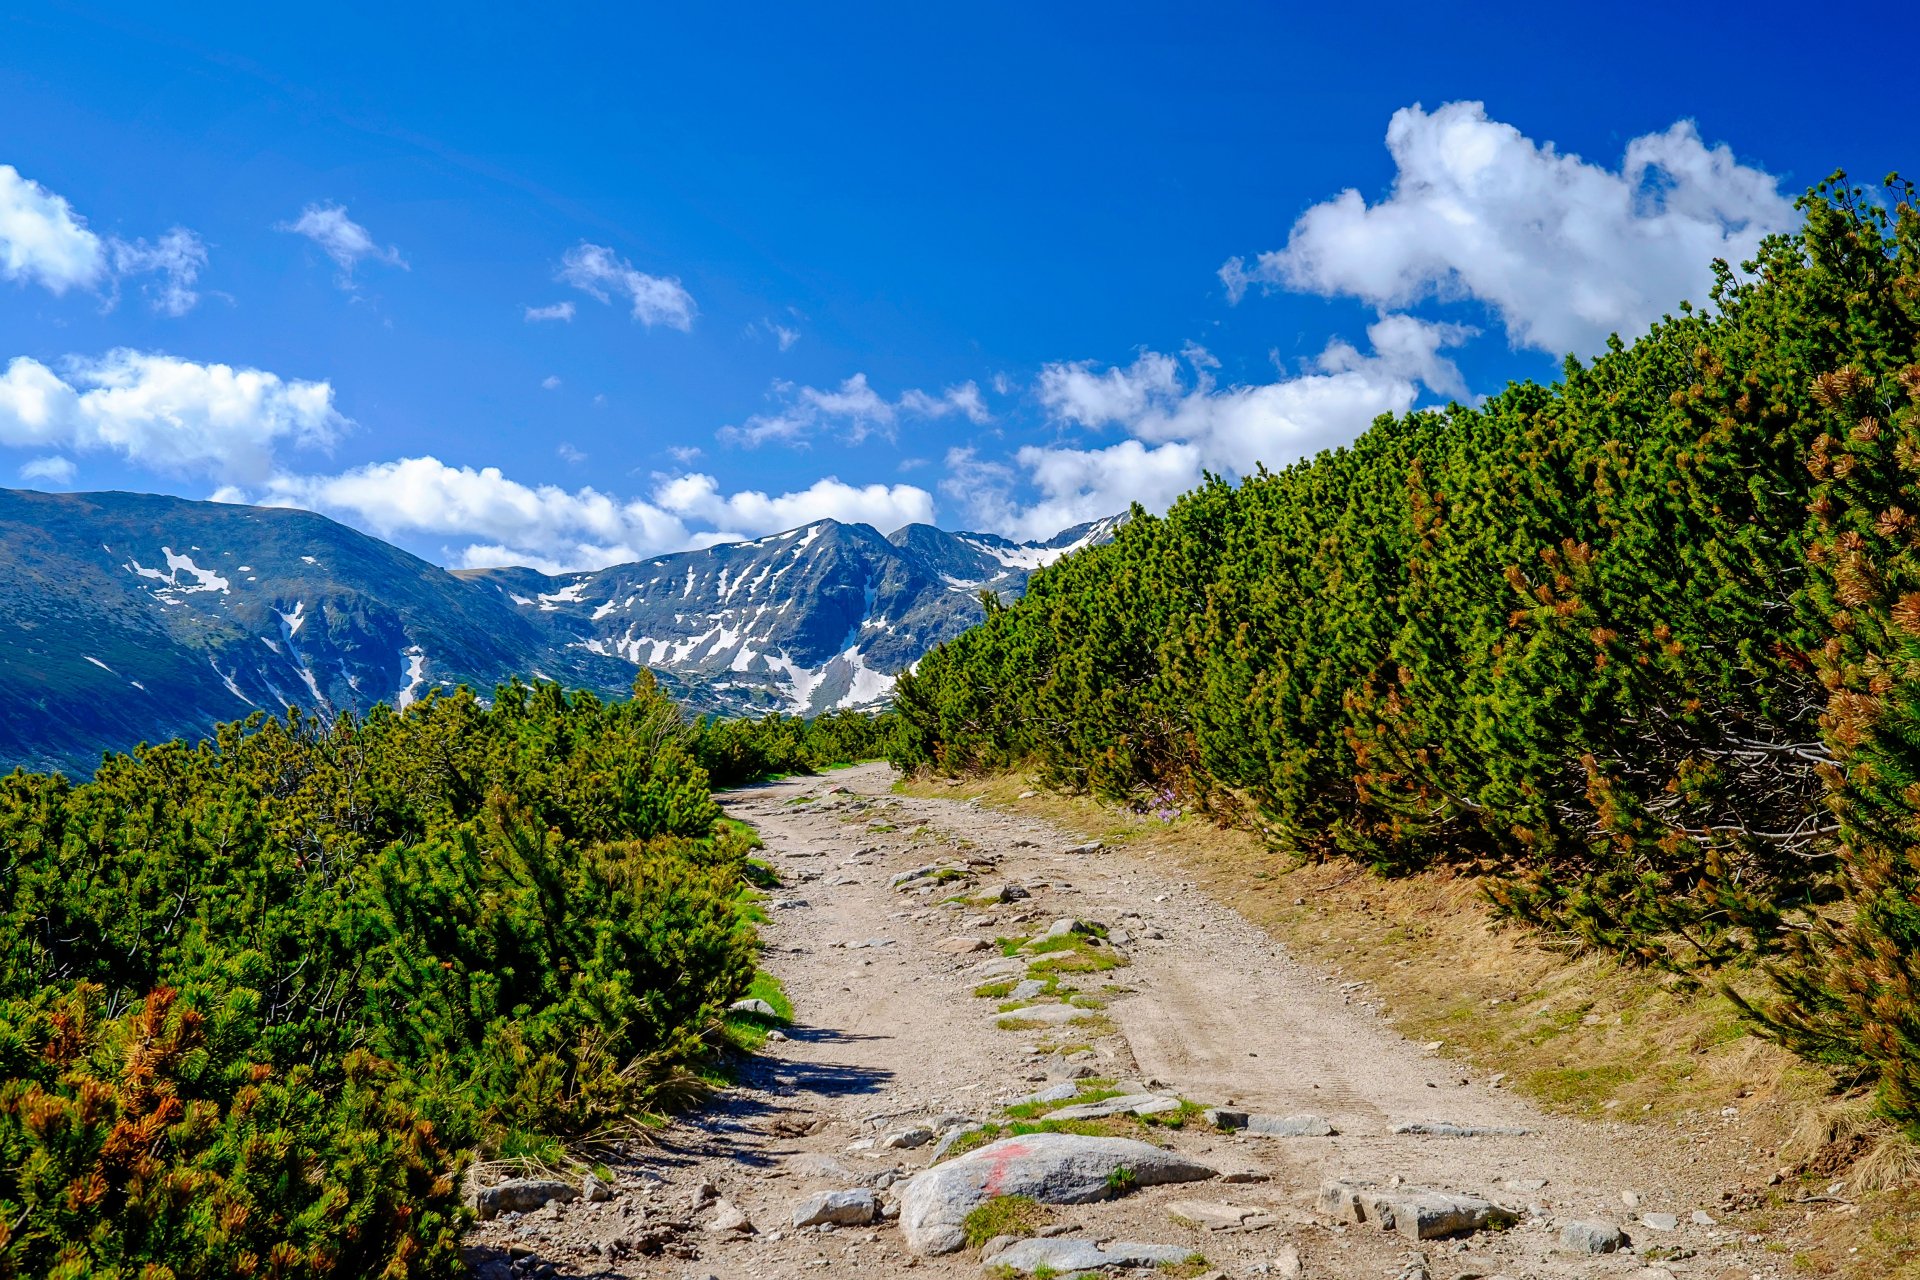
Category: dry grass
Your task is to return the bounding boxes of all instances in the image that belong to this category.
[899,769,1831,1147]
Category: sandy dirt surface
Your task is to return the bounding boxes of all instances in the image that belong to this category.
[465,763,1780,1280]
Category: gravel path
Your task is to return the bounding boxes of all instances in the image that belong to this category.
[464,763,1780,1280]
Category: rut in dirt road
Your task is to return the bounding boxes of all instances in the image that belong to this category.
[464,762,1784,1279]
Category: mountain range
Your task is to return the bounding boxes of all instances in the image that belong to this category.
[0,488,1120,776]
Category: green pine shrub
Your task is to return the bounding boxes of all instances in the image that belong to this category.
[892,176,1920,1133]
[0,673,762,1276]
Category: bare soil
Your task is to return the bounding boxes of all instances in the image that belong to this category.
[466,763,1792,1280]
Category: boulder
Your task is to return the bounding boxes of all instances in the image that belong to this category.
[1043,1092,1181,1121]
[1246,1113,1334,1137]
[471,1178,578,1220]
[1317,1178,1498,1241]
[791,1188,879,1228]
[986,1237,1196,1273]
[897,1132,1217,1254]
[1560,1219,1628,1253]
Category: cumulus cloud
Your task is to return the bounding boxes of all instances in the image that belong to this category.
[525,301,576,323]
[238,456,937,572]
[0,164,108,293]
[0,350,346,483]
[559,243,696,330]
[1220,102,1796,354]
[18,455,75,484]
[280,202,406,286]
[720,374,991,448]
[957,318,1468,540]
[1,165,209,313]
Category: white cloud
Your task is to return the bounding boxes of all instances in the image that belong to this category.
[558,243,696,331]
[0,164,107,293]
[720,374,991,448]
[18,454,75,484]
[280,203,406,286]
[556,442,586,463]
[0,349,346,483]
[1221,102,1796,354]
[0,166,207,312]
[238,455,938,572]
[110,228,208,316]
[771,321,800,351]
[955,319,1467,540]
[524,301,576,323]
[667,443,704,463]
[653,472,934,536]
[541,375,562,390]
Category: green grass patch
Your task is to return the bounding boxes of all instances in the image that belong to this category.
[715,816,764,849]
[722,971,794,1052]
[974,980,1016,999]
[961,1195,1053,1248]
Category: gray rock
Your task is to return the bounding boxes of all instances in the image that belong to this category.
[791,1188,879,1228]
[1640,1211,1679,1231]
[1560,1219,1627,1253]
[471,1178,577,1220]
[929,1123,986,1161]
[704,1197,753,1234]
[982,883,1031,903]
[1061,841,1104,855]
[1317,1179,1498,1241]
[1245,1112,1334,1137]
[1201,1107,1249,1130]
[1691,1209,1717,1226]
[1389,1120,1533,1137]
[580,1173,612,1203]
[1009,978,1048,1001]
[897,1131,1217,1254]
[1012,1081,1080,1107]
[1043,1092,1181,1121]
[729,997,780,1018]
[1039,917,1099,940]
[880,1125,933,1150]
[986,1237,1196,1273]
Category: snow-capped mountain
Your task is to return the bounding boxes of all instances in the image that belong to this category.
[0,488,1121,775]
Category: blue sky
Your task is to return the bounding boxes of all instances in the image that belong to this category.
[2,2,1915,572]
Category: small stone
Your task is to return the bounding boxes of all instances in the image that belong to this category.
[1691,1208,1717,1226]
[730,997,780,1018]
[704,1198,753,1234]
[1012,1081,1080,1107]
[791,1188,879,1228]
[1042,1092,1180,1121]
[1246,1113,1334,1137]
[880,1125,934,1150]
[1061,841,1103,855]
[470,1178,579,1220]
[1559,1219,1627,1254]
[1165,1198,1273,1230]
[934,936,990,954]
[1270,1243,1305,1278]
[1202,1107,1249,1130]
[1621,1189,1642,1208]
[580,1173,613,1203]
[1640,1211,1679,1231]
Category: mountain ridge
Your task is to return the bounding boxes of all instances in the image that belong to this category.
[0,487,1120,775]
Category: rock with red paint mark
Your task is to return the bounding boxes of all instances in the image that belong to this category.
[897,1132,1217,1255]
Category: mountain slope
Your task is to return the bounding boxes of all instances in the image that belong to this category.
[0,489,1119,775]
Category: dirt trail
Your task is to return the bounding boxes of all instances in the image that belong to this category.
[470,763,1780,1279]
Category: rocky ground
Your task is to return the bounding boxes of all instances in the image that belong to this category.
[462,763,1784,1280]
